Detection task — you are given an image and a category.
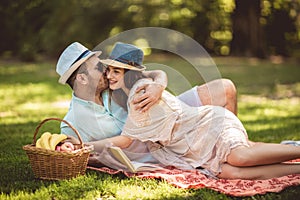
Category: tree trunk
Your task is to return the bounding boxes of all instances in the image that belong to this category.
[230,0,265,58]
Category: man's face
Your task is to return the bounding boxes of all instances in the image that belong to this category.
[84,55,108,92]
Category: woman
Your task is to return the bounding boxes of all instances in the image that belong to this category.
[88,43,300,180]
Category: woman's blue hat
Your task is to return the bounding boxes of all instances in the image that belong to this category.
[100,42,146,71]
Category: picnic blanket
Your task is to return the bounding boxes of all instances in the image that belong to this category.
[87,159,300,197]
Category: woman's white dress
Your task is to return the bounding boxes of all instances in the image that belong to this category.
[121,78,250,176]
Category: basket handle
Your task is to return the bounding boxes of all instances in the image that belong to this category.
[33,117,84,148]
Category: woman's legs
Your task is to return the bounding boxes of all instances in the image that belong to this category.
[219,163,300,180]
[197,79,238,115]
[227,142,300,167]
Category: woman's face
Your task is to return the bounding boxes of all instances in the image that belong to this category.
[106,66,125,90]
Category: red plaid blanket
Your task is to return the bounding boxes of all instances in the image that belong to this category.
[87,160,300,197]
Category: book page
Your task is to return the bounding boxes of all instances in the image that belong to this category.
[109,146,136,172]
[108,146,163,172]
[131,161,164,171]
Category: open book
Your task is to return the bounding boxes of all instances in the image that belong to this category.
[108,146,164,173]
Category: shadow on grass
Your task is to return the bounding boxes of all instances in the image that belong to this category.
[1,106,299,199]
[0,121,130,197]
[242,115,300,142]
[1,121,300,199]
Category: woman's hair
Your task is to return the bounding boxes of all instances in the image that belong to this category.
[123,69,144,89]
[111,89,128,111]
[111,69,145,111]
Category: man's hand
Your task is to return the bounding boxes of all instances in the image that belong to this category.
[132,83,164,112]
[65,135,80,145]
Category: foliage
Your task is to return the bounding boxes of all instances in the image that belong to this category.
[262,0,300,56]
[0,57,299,199]
[0,0,300,60]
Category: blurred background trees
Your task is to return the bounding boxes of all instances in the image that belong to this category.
[0,0,299,61]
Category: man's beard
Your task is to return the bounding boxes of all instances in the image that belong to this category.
[97,78,109,92]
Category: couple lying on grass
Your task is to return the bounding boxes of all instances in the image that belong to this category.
[56,42,300,180]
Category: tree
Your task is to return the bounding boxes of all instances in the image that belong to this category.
[1,0,299,60]
[263,0,299,57]
[230,0,265,58]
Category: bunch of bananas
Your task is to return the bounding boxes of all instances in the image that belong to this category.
[36,132,68,151]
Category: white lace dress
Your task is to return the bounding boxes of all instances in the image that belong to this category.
[121,78,250,176]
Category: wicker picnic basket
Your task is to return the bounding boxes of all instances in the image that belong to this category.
[23,118,91,180]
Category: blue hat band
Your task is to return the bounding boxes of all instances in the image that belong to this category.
[72,50,91,66]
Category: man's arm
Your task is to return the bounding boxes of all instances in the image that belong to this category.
[87,135,133,152]
[65,135,132,152]
[133,70,167,112]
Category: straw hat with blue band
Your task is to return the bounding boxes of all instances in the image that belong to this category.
[56,42,102,84]
[100,42,146,71]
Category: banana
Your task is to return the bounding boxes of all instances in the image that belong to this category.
[49,133,68,150]
[36,138,42,148]
[39,132,52,150]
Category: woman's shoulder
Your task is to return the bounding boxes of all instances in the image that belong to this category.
[129,78,153,96]
[135,78,153,86]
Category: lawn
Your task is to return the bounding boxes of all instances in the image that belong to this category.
[0,56,299,200]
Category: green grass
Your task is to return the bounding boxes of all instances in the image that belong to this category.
[0,57,300,199]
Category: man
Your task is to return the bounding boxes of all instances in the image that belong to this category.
[56,42,237,142]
